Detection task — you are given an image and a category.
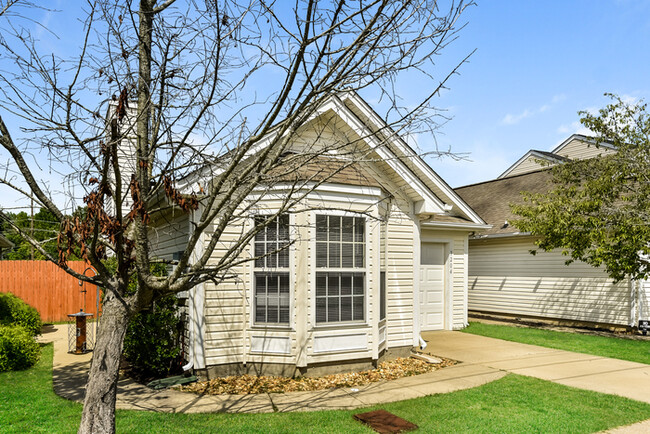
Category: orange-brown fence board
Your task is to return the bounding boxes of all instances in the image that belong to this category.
[0,261,100,323]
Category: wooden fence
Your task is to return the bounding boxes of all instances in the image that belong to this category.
[0,261,100,322]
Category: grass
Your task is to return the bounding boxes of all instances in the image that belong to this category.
[463,322,650,365]
[2,344,650,432]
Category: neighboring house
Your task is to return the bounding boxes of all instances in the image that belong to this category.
[144,92,488,377]
[456,135,649,329]
[0,234,14,259]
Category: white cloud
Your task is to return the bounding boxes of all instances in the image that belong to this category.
[502,109,532,125]
[619,94,639,105]
[551,94,566,104]
[501,94,566,126]
[556,121,593,136]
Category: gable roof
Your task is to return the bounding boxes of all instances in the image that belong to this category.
[551,133,616,155]
[455,169,554,237]
[331,92,487,227]
[498,149,568,179]
[497,134,619,180]
[181,92,488,229]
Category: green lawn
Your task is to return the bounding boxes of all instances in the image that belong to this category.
[2,344,650,433]
[463,322,650,365]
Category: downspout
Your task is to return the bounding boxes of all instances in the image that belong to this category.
[630,278,637,328]
[418,334,427,351]
[182,209,197,372]
[242,276,248,367]
[182,290,194,372]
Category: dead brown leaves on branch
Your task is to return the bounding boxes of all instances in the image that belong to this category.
[181,357,457,395]
[163,175,198,212]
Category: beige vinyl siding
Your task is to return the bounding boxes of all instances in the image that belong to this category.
[555,138,616,160]
[385,204,415,347]
[148,211,190,260]
[468,236,632,326]
[202,217,250,366]
[506,155,549,177]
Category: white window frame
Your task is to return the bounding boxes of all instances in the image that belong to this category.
[314,213,367,325]
[251,214,292,328]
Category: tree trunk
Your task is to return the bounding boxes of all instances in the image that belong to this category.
[78,294,132,434]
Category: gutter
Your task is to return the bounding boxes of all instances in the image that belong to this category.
[470,231,532,240]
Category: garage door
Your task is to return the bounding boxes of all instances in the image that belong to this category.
[419,243,445,331]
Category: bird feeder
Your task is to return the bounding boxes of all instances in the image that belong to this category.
[67,309,94,354]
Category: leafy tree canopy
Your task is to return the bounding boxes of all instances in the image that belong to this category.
[512,94,650,282]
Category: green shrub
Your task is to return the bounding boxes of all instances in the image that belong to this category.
[0,325,41,371]
[123,294,182,379]
[0,292,42,336]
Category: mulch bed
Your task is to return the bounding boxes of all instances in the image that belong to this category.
[180,356,457,395]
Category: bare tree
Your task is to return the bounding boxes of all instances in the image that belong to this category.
[0,0,472,432]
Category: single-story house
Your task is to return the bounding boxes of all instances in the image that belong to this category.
[455,135,649,329]
[146,92,488,377]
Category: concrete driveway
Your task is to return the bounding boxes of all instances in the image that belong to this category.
[421,331,650,405]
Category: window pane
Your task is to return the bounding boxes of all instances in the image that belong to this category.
[267,274,278,294]
[328,296,339,322]
[354,218,365,242]
[254,216,266,241]
[256,303,266,323]
[316,273,327,297]
[340,296,352,321]
[340,274,352,295]
[327,274,340,297]
[353,274,364,295]
[279,307,290,324]
[341,217,353,242]
[354,243,364,268]
[316,242,328,267]
[279,215,289,239]
[316,297,326,323]
[255,242,265,268]
[267,305,278,323]
[267,221,277,241]
[278,248,289,268]
[329,216,341,241]
[316,215,328,241]
[353,295,364,321]
[328,243,340,268]
[255,274,267,294]
[279,274,290,293]
[341,243,353,267]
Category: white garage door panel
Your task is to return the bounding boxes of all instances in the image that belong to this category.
[420,243,445,331]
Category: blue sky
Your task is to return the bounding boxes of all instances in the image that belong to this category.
[1,1,649,211]
[417,0,650,187]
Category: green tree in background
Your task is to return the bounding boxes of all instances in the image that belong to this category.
[513,94,650,282]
